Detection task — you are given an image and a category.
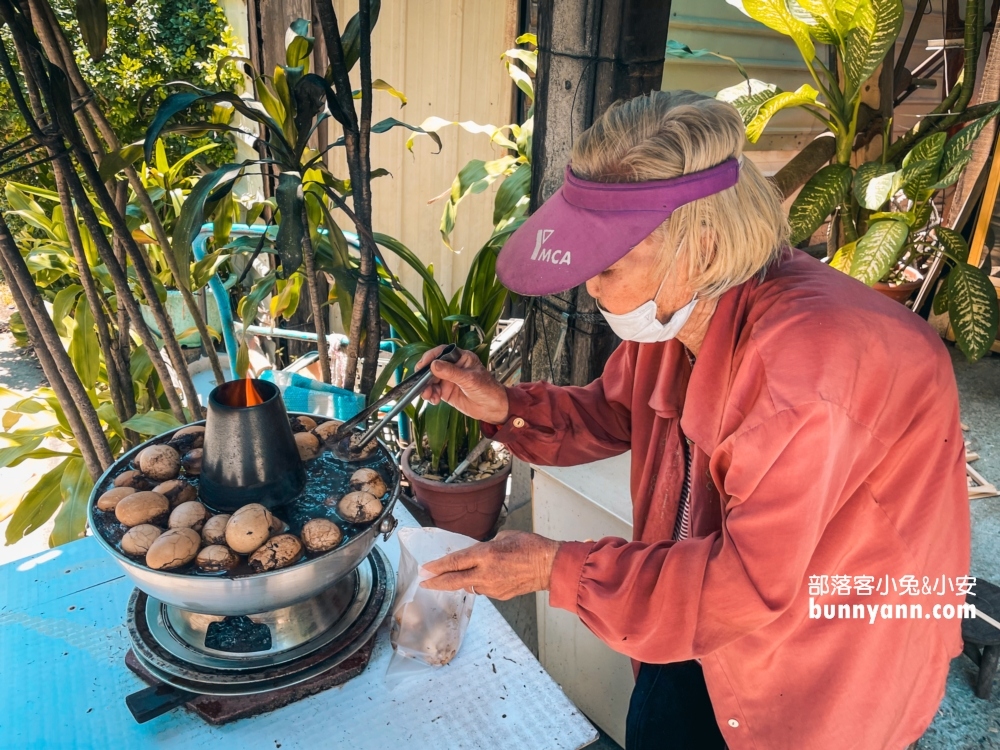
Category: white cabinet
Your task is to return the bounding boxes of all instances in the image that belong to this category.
[532,453,635,748]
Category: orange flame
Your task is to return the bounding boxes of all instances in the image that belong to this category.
[244,376,263,407]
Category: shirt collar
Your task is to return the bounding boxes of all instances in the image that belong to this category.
[679,271,761,454]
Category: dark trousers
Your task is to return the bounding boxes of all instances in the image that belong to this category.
[626,660,727,750]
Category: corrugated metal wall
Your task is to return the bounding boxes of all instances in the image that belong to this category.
[325,0,519,304]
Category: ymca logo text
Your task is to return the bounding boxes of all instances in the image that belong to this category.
[530,229,572,265]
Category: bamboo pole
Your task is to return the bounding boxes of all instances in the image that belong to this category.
[299,202,331,383]
[0,17,192,423]
[0,215,110,477]
[32,0,227,385]
[51,165,133,428]
[967,126,1000,269]
[315,0,380,396]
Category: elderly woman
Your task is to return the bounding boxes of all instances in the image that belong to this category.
[416,91,969,750]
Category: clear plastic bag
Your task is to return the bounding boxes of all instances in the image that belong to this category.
[388,527,478,679]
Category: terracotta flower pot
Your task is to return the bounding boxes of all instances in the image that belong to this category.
[399,444,511,541]
[873,278,922,304]
[873,266,922,304]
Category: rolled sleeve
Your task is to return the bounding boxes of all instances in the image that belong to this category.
[548,541,595,613]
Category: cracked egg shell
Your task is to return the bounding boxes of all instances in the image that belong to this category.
[301,518,344,554]
[115,491,170,527]
[201,514,231,545]
[289,415,317,433]
[145,527,201,570]
[168,500,209,532]
[182,448,203,476]
[225,504,273,554]
[137,444,181,482]
[96,487,136,512]
[114,470,151,491]
[196,544,239,572]
[120,524,163,557]
[312,419,343,443]
[294,431,321,461]
[269,514,287,536]
[249,534,303,572]
[342,432,378,460]
[168,424,205,452]
[336,490,383,524]
[349,468,387,498]
[153,479,197,509]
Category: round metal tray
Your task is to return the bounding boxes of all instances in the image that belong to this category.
[146,552,375,671]
[127,547,395,696]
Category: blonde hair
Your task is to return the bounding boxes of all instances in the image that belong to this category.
[571,90,788,298]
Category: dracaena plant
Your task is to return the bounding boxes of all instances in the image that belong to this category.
[692,0,1000,359]
[106,10,441,391]
[370,230,514,476]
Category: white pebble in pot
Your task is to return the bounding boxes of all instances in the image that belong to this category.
[225,504,274,554]
[289,415,317,433]
[145,527,201,570]
[114,470,151,491]
[334,490,383,524]
[269,514,288,536]
[196,545,239,572]
[168,424,205,452]
[169,501,209,532]
[153,479,197,509]
[182,448,203,476]
[312,420,342,443]
[96,487,135,512]
[294,432,321,461]
[137,444,181,482]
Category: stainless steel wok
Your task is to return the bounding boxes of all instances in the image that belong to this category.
[87,414,399,616]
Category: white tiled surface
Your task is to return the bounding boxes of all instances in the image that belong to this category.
[0,504,596,749]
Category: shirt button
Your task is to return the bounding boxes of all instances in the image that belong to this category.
[728,719,740,728]
[512,417,525,428]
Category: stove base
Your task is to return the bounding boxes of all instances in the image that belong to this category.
[125,636,375,725]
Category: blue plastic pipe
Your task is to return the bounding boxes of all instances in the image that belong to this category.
[193,224,366,380]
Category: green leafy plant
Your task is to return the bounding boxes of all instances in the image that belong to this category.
[0,0,242,192]
[0,171,220,546]
[0,120,248,548]
[0,386,184,546]
[701,0,999,359]
[120,14,441,389]
[372,231,514,475]
[359,35,536,476]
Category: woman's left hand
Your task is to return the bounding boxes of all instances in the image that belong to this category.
[419,530,562,600]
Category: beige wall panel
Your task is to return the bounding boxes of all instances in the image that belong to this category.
[327,0,517,301]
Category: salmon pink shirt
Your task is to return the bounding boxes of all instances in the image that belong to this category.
[482,250,969,750]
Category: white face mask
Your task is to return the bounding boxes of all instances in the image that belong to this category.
[598,273,698,343]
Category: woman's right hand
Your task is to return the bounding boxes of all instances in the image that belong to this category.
[416,345,510,425]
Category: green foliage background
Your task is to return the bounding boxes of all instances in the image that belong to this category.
[0,0,242,185]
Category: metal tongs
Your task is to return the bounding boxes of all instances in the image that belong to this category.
[324,344,462,460]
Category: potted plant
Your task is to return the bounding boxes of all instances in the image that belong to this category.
[365,232,512,539]
[360,37,535,540]
[675,0,1000,359]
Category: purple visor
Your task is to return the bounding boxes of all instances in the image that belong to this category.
[496,158,740,296]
